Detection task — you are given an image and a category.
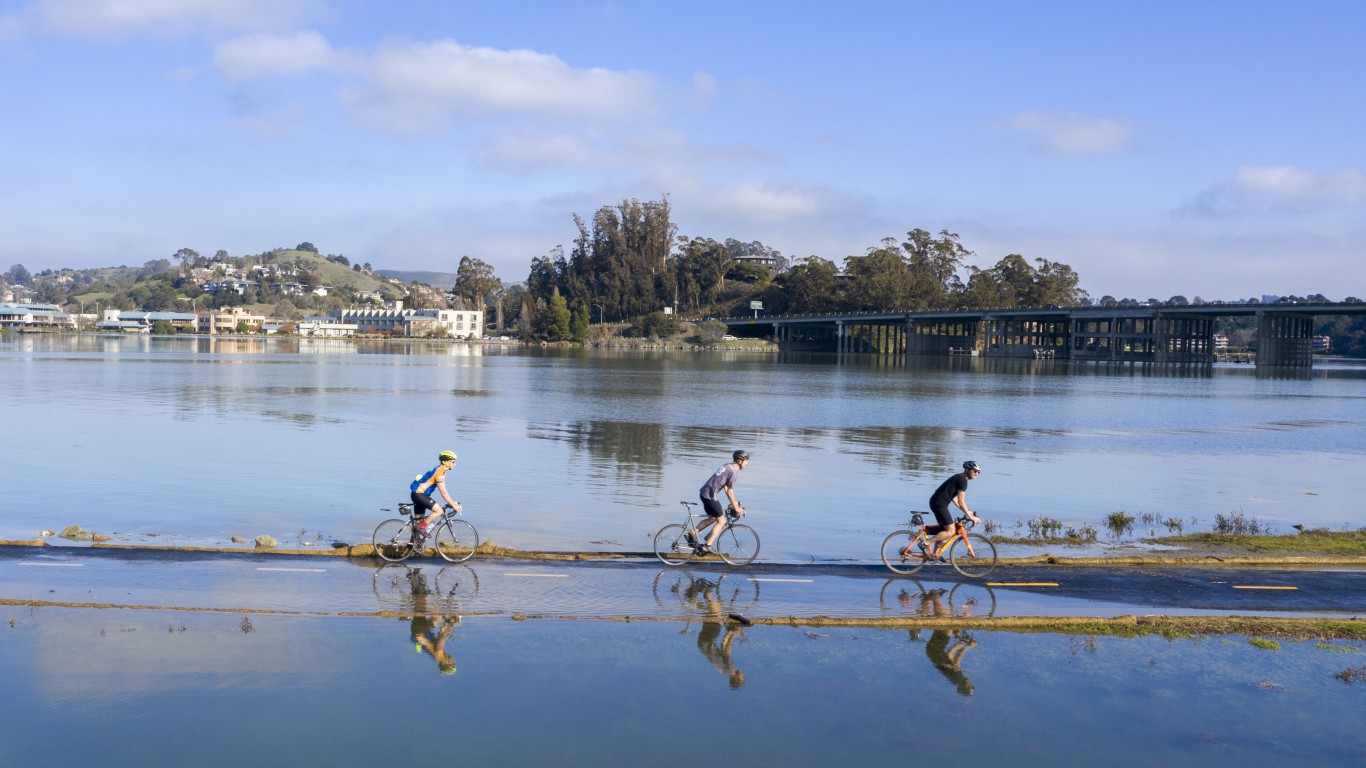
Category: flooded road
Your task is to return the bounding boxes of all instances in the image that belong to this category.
[4,546,1365,619]
[5,547,1366,767]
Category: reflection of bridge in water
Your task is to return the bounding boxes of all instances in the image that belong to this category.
[723,302,1366,370]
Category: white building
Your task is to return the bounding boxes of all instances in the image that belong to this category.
[335,306,483,338]
[0,303,75,330]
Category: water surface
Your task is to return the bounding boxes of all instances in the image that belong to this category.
[3,334,1363,560]
[3,607,1364,767]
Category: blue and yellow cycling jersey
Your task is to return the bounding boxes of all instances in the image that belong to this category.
[411,464,450,496]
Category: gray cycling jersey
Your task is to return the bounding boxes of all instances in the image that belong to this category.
[699,462,739,500]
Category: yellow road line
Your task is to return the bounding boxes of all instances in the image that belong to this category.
[1232,585,1298,590]
[986,582,1059,587]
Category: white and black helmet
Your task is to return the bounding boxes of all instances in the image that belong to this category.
[963,460,981,473]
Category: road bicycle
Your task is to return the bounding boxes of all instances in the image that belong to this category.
[653,500,760,566]
[880,512,997,578]
[372,502,480,563]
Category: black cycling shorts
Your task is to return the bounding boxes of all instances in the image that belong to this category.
[411,491,439,515]
[930,503,953,528]
[700,494,726,519]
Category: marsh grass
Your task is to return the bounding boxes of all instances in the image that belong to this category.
[1105,510,1136,538]
[1151,529,1366,554]
[1213,510,1272,535]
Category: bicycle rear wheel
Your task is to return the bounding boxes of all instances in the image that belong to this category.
[653,524,695,566]
[948,532,998,578]
[716,524,760,566]
[434,518,479,563]
[373,519,417,562]
[881,530,928,575]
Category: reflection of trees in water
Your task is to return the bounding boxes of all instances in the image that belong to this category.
[171,384,347,427]
[527,420,668,493]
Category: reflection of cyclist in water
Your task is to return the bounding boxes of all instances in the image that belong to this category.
[925,630,976,696]
[898,586,949,618]
[697,621,745,689]
[406,568,458,676]
[683,576,746,689]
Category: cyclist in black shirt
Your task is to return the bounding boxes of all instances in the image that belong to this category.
[925,461,983,557]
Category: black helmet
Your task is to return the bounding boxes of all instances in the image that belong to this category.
[963,460,981,473]
[733,450,750,462]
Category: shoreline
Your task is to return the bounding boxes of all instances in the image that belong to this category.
[6,538,1366,567]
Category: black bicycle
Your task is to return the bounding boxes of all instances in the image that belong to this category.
[372,502,479,563]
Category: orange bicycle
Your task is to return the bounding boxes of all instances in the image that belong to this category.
[881,512,997,578]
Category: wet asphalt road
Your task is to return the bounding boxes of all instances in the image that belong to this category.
[2,546,1364,620]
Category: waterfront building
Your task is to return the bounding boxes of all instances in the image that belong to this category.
[0,303,75,330]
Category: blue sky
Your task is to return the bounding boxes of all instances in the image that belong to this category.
[2,0,1363,300]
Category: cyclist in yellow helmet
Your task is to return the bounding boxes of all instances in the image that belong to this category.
[411,450,461,534]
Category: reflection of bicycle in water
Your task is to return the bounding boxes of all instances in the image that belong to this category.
[878,579,997,619]
[652,569,760,618]
[372,562,480,615]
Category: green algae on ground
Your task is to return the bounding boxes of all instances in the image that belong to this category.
[1248,637,1282,650]
[1149,530,1366,555]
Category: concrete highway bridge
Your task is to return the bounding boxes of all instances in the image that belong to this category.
[721,302,1366,370]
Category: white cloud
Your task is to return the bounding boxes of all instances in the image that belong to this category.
[340,39,659,134]
[695,181,824,221]
[1180,165,1366,218]
[2,0,323,38]
[1234,165,1366,203]
[1004,109,1135,155]
[213,30,347,80]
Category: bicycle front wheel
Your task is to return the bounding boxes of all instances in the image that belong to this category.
[881,530,927,575]
[434,518,479,563]
[716,524,760,566]
[653,524,695,566]
[949,532,998,578]
[372,519,416,562]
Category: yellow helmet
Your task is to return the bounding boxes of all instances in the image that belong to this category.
[438,451,457,462]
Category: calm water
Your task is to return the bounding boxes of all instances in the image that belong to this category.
[3,607,1365,767]
[3,334,1365,560]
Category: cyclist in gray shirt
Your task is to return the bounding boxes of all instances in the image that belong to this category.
[696,450,749,554]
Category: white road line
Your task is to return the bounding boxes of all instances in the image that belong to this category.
[503,573,569,578]
[17,562,83,567]
[748,577,813,583]
[256,567,327,573]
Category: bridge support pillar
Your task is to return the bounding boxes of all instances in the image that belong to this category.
[1256,312,1313,369]
[1156,315,1215,363]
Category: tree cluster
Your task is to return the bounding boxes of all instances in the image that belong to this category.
[520,203,1092,341]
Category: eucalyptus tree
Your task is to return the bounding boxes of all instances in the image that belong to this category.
[901,228,970,308]
[843,239,916,310]
[453,256,502,314]
[779,256,840,313]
